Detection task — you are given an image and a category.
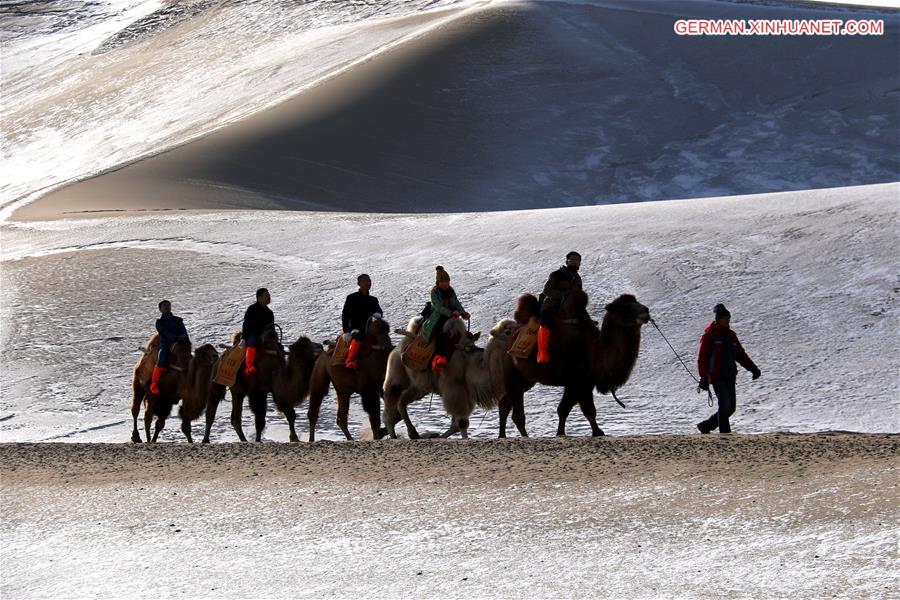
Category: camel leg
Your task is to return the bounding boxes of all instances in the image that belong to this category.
[512,395,528,438]
[556,387,580,437]
[577,389,605,437]
[143,400,153,443]
[283,406,299,443]
[249,392,267,443]
[336,392,352,440]
[151,415,166,443]
[442,417,469,439]
[131,385,143,443]
[230,391,248,443]
[398,388,422,439]
[383,403,402,440]
[459,416,470,439]
[307,394,322,443]
[361,390,387,440]
[498,396,511,438]
[399,402,419,440]
[382,384,402,439]
[180,419,194,443]
[203,387,223,443]
[441,419,460,438]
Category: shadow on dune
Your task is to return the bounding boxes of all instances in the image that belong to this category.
[22,0,900,216]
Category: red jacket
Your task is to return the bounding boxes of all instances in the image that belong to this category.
[698,321,757,382]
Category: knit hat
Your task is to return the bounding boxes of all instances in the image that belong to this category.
[435,265,451,284]
[714,303,730,320]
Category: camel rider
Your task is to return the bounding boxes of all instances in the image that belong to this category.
[537,251,583,363]
[150,300,190,395]
[421,265,469,372]
[241,288,274,378]
[341,274,384,370]
[696,304,761,434]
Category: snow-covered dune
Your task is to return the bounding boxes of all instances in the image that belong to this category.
[9,0,900,218]
[1,183,897,442]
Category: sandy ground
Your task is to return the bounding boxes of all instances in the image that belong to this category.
[12,0,899,219]
[1,434,897,598]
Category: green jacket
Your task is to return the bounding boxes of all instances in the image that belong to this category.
[421,286,465,341]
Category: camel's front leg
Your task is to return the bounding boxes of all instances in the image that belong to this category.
[230,391,248,442]
[397,386,426,439]
[151,415,166,443]
[180,419,194,443]
[361,390,387,440]
[283,406,300,443]
[336,392,352,440]
[203,385,224,443]
[131,385,144,443]
[143,400,153,443]
[578,389,605,437]
[441,419,460,438]
[556,387,579,437]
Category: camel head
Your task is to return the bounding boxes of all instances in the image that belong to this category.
[288,336,323,365]
[514,293,540,325]
[366,316,393,351]
[193,343,219,366]
[142,333,161,355]
[444,316,480,352]
[563,288,590,315]
[603,294,651,327]
[400,315,424,337]
[490,318,520,342]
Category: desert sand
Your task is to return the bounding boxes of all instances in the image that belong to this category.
[1,435,898,598]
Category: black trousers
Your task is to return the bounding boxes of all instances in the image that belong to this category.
[540,307,557,327]
[702,378,737,433]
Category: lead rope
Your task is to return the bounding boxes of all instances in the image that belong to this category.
[649,318,714,408]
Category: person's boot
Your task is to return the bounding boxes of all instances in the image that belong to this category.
[696,421,711,434]
[345,339,362,369]
[149,365,166,395]
[431,355,448,372]
[245,345,258,378]
[536,326,552,364]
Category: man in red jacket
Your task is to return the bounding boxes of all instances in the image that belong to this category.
[697,304,761,434]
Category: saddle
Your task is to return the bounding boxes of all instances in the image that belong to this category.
[213,344,246,387]
[329,334,350,366]
[508,317,539,359]
[401,334,435,371]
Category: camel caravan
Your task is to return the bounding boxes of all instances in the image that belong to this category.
[131,255,653,443]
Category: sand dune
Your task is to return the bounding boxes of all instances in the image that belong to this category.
[2,435,897,598]
[14,0,899,220]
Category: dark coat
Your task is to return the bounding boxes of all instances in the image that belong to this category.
[698,321,757,382]
[540,266,583,311]
[155,314,189,347]
[341,291,383,333]
[242,302,274,345]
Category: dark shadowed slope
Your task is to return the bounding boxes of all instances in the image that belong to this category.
[17,0,899,218]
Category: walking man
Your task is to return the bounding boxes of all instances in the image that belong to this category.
[697,303,761,434]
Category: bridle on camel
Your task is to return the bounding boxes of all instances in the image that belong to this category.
[261,323,285,356]
[364,315,392,351]
[648,318,714,407]
[167,338,191,372]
